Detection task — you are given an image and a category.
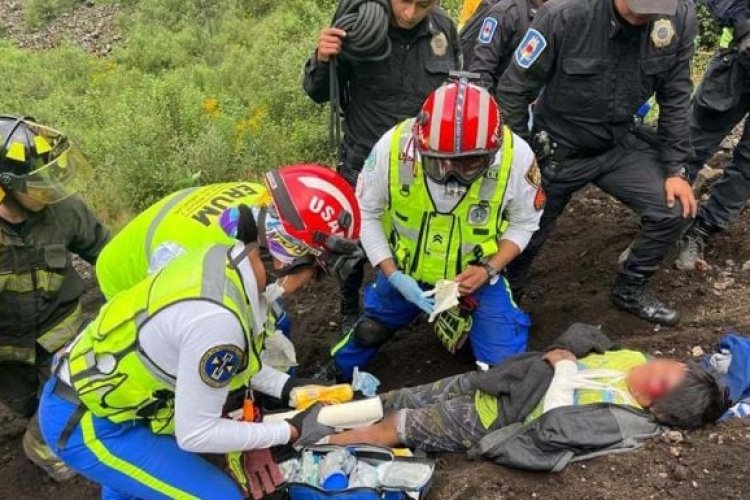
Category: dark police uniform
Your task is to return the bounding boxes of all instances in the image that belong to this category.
[303,10,460,319]
[0,195,108,416]
[465,0,540,91]
[303,10,460,186]
[496,0,697,322]
[459,0,499,67]
[687,0,750,235]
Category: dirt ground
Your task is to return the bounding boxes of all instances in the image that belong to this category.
[1,162,749,499]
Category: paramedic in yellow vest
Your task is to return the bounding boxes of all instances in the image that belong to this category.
[0,116,108,481]
[96,180,316,303]
[36,165,360,499]
[328,77,543,381]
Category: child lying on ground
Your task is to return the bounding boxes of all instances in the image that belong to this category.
[327,325,729,470]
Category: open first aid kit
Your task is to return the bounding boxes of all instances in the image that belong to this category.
[281,445,435,500]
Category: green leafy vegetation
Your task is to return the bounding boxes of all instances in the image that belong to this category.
[2,0,339,222]
[0,0,718,225]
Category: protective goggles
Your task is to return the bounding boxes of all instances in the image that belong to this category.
[263,208,314,265]
[1,121,92,204]
[422,154,491,185]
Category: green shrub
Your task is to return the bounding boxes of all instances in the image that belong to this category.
[0,0,338,224]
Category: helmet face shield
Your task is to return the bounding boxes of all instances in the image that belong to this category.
[422,154,491,185]
[1,119,93,204]
[25,144,93,204]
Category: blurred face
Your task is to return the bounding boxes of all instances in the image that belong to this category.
[626,359,687,407]
[613,0,653,26]
[390,0,437,30]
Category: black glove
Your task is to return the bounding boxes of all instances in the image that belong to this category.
[325,248,365,285]
[236,204,258,244]
[286,404,334,450]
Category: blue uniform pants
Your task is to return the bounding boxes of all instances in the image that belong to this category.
[38,378,242,500]
[332,272,530,380]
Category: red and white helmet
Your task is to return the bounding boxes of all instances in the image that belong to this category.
[263,164,361,255]
[414,77,503,184]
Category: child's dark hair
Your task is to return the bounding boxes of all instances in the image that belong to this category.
[651,364,730,429]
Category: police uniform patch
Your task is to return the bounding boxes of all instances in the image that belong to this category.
[468,204,490,226]
[478,17,498,44]
[524,159,542,188]
[199,345,243,388]
[515,29,547,69]
[431,32,448,56]
[650,19,675,49]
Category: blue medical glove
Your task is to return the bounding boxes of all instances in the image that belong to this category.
[387,271,435,315]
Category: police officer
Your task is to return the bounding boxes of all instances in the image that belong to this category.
[327,78,542,381]
[497,0,699,326]
[464,0,547,89]
[303,0,460,330]
[458,0,499,66]
[0,116,109,480]
[36,168,359,499]
[676,1,750,269]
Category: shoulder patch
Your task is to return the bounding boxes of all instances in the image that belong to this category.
[515,28,547,69]
[199,345,244,388]
[477,17,498,44]
[524,159,542,188]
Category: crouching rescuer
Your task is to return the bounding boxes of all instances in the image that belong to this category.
[34,168,362,499]
[327,75,543,380]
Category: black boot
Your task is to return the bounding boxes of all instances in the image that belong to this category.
[675,219,717,271]
[611,273,680,326]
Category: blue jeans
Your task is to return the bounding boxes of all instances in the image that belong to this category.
[332,272,530,379]
[38,378,242,500]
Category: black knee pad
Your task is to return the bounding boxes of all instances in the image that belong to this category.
[353,317,393,347]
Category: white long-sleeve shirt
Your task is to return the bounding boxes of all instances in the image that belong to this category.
[356,125,543,268]
[61,243,292,454]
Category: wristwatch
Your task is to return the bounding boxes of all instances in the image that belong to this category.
[478,259,500,281]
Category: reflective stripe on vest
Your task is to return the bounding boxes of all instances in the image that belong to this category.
[69,244,262,435]
[0,270,65,293]
[0,302,83,364]
[37,302,84,353]
[383,119,514,284]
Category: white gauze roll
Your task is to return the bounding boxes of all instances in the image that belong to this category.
[263,398,384,429]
